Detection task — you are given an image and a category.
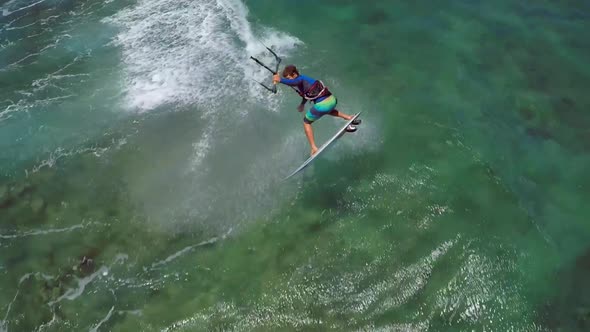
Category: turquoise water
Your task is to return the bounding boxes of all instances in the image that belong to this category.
[1,0,589,330]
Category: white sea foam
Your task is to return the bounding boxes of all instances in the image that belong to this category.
[48,254,128,306]
[150,228,231,269]
[105,0,301,113]
[88,306,114,332]
[1,0,46,17]
[190,123,213,171]
[103,0,305,227]
[0,223,86,239]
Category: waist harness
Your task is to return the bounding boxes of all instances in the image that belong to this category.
[299,80,331,101]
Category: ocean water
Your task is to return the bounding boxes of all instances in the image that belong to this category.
[1,0,589,330]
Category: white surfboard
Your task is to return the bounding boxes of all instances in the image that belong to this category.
[283,112,362,180]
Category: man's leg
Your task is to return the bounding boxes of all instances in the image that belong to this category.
[329,109,353,120]
[329,109,361,128]
[303,122,319,155]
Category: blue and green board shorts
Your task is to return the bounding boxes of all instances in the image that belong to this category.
[304,95,337,124]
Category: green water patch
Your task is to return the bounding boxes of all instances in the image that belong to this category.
[0,137,216,330]
[0,0,131,177]
[1,0,589,330]
[105,138,541,330]
[0,102,554,330]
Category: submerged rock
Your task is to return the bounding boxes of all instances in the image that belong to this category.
[578,130,590,152]
[551,96,586,129]
[77,247,101,276]
[12,183,25,196]
[0,185,7,200]
[559,96,576,109]
[518,107,535,121]
[364,10,388,25]
[577,307,590,322]
[78,256,95,276]
[30,197,46,214]
[539,247,590,330]
[0,185,10,208]
[526,127,553,140]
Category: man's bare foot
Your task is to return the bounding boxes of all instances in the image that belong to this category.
[311,146,319,156]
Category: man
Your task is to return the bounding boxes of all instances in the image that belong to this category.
[273,65,360,155]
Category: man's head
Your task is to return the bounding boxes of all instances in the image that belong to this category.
[282,65,299,79]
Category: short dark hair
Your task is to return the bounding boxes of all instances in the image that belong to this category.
[282,65,299,77]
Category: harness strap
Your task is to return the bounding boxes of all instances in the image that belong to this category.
[303,80,329,101]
